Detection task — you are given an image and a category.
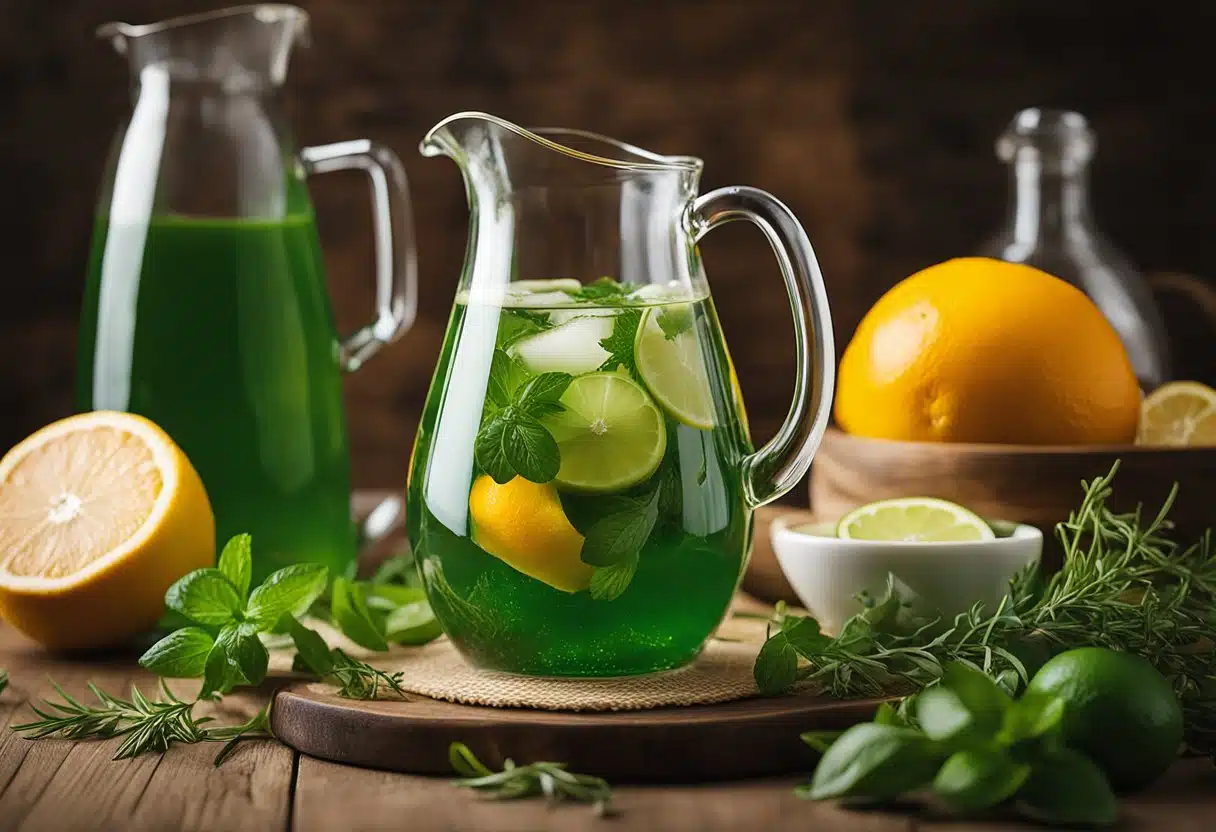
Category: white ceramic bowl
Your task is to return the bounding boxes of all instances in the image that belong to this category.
[769,515,1043,634]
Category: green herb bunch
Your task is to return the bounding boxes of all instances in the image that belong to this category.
[803,662,1116,826]
[475,276,677,598]
[754,463,1216,754]
[12,535,441,762]
[449,742,614,815]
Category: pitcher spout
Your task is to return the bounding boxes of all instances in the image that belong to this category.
[97,4,309,90]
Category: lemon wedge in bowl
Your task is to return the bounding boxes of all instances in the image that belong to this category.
[0,412,214,649]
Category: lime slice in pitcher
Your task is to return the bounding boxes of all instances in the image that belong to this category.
[542,372,667,493]
[836,497,995,542]
[635,306,716,429]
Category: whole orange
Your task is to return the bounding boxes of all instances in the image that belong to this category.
[835,258,1140,445]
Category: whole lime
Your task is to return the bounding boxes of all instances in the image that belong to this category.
[1025,647,1184,792]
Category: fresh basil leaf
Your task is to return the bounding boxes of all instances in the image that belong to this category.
[934,747,1030,812]
[331,578,389,651]
[384,599,444,645]
[217,624,270,687]
[475,413,514,483]
[941,661,1012,732]
[516,372,572,411]
[589,551,639,601]
[138,627,215,678]
[289,616,335,676]
[598,308,642,372]
[754,632,798,695]
[800,730,844,754]
[580,491,659,567]
[244,563,329,631]
[486,349,528,409]
[165,568,243,627]
[805,723,944,801]
[656,305,693,340]
[217,534,253,601]
[1015,748,1118,827]
[999,692,1067,746]
[915,687,978,745]
[503,414,561,484]
[782,616,831,657]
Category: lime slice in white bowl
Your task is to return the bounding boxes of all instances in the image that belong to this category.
[836,497,994,542]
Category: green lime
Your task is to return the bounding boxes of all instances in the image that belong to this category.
[634,305,716,429]
[1026,647,1184,792]
[541,372,667,493]
[836,497,994,542]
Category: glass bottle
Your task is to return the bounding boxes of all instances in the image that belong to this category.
[980,107,1169,389]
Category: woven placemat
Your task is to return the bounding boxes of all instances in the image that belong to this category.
[269,605,778,713]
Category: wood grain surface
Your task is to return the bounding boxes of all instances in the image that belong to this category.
[3,0,1216,493]
[271,683,885,781]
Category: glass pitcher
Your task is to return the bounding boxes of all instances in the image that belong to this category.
[77,5,417,583]
[405,112,834,677]
[979,107,1170,389]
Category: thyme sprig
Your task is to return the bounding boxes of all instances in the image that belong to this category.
[755,463,1216,753]
[11,680,270,764]
[449,742,614,814]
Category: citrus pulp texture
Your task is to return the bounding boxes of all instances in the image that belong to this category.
[837,497,995,542]
[1026,646,1184,792]
[0,412,214,649]
[835,258,1141,445]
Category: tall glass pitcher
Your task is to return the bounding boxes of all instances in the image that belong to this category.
[406,113,833,677]
[77,6,417,582]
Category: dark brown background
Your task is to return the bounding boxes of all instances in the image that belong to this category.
[2,0,1214,491]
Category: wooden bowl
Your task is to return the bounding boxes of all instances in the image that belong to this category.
[810,427,1216,569]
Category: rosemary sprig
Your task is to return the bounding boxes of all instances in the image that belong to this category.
[449,742,614,815]
[329,651,407,700]
[12,680,271,765]
[755,463,1216,753]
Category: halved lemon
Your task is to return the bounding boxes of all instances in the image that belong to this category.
[0,412,214,649]
[1137,381,1216,446]
[837,497,994,542]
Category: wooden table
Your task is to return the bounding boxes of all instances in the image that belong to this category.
[2,494,1213,830]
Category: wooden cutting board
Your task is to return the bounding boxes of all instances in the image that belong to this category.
[271,683,885,782]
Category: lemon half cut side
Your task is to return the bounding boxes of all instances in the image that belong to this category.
[0,411,215,649]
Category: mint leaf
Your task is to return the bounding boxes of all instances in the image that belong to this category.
[656,305,693,340]
[934,747,1030,812]
[496,309,552,349]
[289,616,335,676]
[504,414,561,483]
[139,627,216,677]
[999,692,1066,745]
[475,413,513,483]
[165,568,243,627]
[598,308,642,372]
[1015,748,1117,826]
[217,534,253,601]
[754,631,798,694]
[589,551,639,601]
[563,276,637,304]
[200,639,250,699]
[216,624,269,687]
[384,600,444,645]
[517,372,572,413]
[486,349,528,409]
[244,563,329,631]
[804,723,945,801]
[579,491,659,567]
[331,578,389,651]
[941,661,1013,729]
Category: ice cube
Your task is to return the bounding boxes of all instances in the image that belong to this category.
[510,316,614,375]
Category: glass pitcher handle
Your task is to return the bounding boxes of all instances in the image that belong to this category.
[300,140,419,373]
[691,186,835,507]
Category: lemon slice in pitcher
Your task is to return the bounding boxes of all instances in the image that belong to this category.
[542,372,667,493]
[837,497,994,542]
[635,305,716,429]
[0,412,214,649]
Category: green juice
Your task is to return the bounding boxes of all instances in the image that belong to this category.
[407,282,755,676]
[76,213,355,583]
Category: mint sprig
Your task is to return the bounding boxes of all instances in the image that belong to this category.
[561,276,638,305]
[496,309,553,349]
[475,351,570,484]
[597,308,641,372]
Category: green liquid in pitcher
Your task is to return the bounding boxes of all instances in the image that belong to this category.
[407,281,755,676]
[76,213,355,583]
